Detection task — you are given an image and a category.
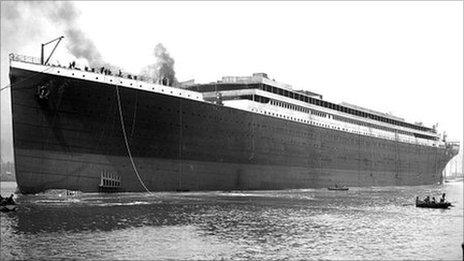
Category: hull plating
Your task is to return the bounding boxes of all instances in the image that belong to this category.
[10,67,454,193]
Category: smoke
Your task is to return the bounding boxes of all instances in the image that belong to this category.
[47,2,103,66]
[2,2,177,81]
[154,43,177,86]
[140,43,177,86]
[1,1,104,67]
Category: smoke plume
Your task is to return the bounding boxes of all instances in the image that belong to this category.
[47,2,104,66]
[1,1,104,67]
[2,2,176,80]
[154,43,177,86]
[140,44,177,86]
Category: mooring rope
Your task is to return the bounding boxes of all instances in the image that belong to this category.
[115,85,152,194]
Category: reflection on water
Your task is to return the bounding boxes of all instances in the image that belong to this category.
[1,181,463,260]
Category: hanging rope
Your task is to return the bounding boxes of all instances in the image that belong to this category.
[115,85,152,194]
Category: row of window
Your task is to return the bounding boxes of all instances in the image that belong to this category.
[253,83,434,133]
[232,84,432,131]
[251,95,328,118]
[249,94,438,142]
[269,99,328,118]
[195,82,431,132]
[331,115,437,141]
[249,106,435,146]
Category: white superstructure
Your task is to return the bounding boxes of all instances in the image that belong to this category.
[195,73,445,148]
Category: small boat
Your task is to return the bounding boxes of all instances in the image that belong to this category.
[415,201,452,209]
[0,204,18,212]
[327,186,349,191]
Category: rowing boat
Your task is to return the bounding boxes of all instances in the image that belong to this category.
[415,201,451,209]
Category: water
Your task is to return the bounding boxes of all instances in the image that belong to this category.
[1,181,462,260]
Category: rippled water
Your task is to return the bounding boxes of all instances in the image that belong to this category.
[1,181,462,260]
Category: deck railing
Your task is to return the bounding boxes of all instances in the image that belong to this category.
[9,53,65,67]
[9,53,41,64]
[9,53,138,81]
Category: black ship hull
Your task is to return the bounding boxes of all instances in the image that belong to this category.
[9,66,456,193]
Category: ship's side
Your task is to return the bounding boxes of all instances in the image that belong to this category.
[9,55,459,193]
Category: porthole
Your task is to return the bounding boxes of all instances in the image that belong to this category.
[83,75,85,77]
[72,73,75,76]
[96,77,99,79]
[57,71,60,73]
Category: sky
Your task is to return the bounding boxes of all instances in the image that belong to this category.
[0,1,463,171]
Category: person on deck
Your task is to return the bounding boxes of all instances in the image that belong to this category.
[440,193,446,203]
[5,194,15,205]
[424,196,430,203]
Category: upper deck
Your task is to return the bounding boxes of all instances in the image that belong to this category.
[186,73,436,135]
[9,54,204,102]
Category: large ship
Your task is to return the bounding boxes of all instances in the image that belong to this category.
[8,54,459,194]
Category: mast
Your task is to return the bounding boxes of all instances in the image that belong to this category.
[41,36,64,65]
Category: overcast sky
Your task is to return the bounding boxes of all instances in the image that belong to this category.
[1,1,463,166]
